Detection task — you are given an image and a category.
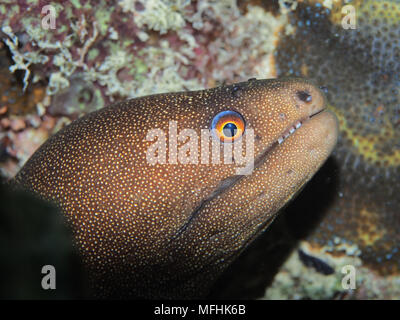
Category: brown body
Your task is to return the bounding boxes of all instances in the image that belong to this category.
[13,78,338,298]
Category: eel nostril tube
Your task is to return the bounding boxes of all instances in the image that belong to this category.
[297,90,312,103]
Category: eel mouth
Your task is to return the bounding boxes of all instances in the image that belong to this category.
[277,108,326,145]
[172,106,330,239]
[252,106,328,171]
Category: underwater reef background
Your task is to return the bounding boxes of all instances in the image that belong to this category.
[0,0,399,299]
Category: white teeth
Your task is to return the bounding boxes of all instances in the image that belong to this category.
[277,121,303,145]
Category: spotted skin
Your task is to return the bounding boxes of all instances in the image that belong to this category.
[12,78,338,298]
[275,0,400,274]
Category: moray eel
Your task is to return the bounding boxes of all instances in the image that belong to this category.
[275,0,400,275]
[12,78,338,299]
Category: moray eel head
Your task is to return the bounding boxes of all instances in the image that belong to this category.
[12,78,338,298]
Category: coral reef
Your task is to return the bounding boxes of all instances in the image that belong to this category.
[274,0,400,276]
[264,241,400,300]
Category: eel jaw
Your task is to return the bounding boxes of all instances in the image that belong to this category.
[252,106,329,174]
[277,108,326,145]
[226,108,338,252]
[173,108,336,239]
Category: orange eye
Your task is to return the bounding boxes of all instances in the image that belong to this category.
[211,111,245,143]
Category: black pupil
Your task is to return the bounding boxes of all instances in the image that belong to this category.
[223,122,238,137]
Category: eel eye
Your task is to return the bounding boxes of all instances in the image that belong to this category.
[211,110,245,143]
